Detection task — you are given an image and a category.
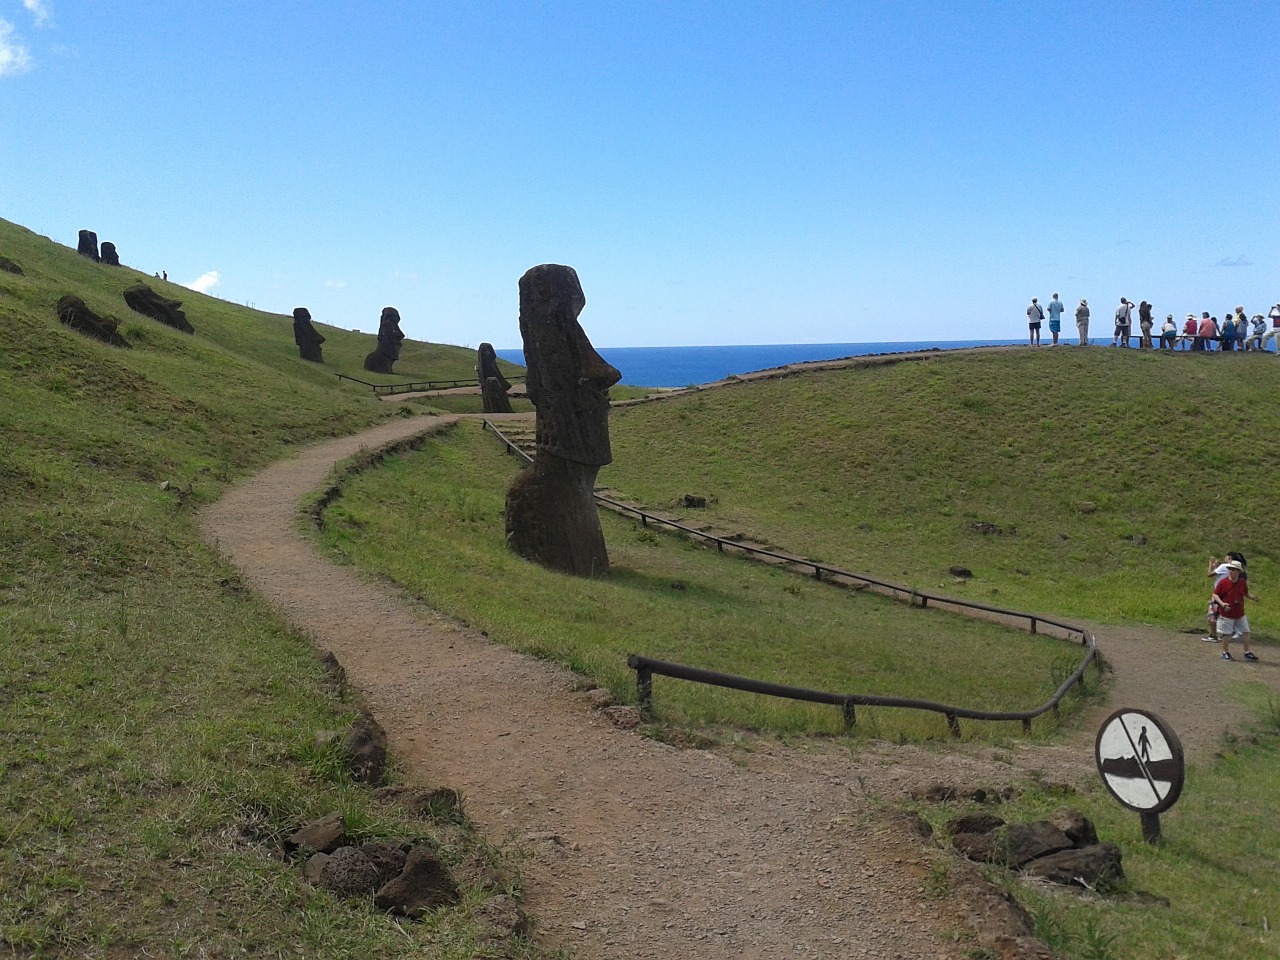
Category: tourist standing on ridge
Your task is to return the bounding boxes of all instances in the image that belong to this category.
[1248,314,1266,351]
[1196,312,1216,351]
[1214,560,1260,662]
[1075,299,1090,345]
[1046,293,1065,345]
[1138,301,1154,349]
[1113,298,1133,347]
[1182,314,1197,350]
[1265,304,1280,353]
[1027,297,1044,346]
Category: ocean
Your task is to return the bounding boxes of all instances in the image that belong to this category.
[496,340,1024,389]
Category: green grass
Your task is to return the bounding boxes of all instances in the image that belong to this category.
[316,426,1092,740]
[0,217,541,957]
[604,350,1280,634]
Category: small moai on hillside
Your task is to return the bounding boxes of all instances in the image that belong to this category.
[100,241,120,266]
[123,283,195,334]
[293,307,326,362]
[0,256,22,275]
[56,294,130,348]
[77,230,100,262]
[504,264,620,577]
[363,307,406,374]
[476,342,513,413]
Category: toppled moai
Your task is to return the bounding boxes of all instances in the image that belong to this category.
[56,294,130,348]
[504,264,620,577]
[293,307,325,362]
[363,307,405,374]
[123,283,194,333]
[476,342,513,413]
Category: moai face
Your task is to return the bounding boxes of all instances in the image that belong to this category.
[518,264,621,467]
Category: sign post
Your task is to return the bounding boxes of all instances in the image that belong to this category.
[1094,708,1185,843]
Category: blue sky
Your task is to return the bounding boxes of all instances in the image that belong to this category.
[2,1,1276,347]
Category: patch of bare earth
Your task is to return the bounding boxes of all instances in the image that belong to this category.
[200,409,1280,959]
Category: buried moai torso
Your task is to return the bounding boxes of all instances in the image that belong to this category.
[476,342,513,413]
[504,264,621,577]
[123,283,195,333]
[293,307,326,362]
[363,307,405,373]
[77,230,100,262]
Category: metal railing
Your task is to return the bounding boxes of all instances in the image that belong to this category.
[480,418,1099,737]
[339,373,525,396]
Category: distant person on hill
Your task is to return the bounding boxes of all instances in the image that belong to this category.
[1264,304,1280,353]
[1247,314,1267,351]
[1075,299,1090,345]
[1027,297,1044,346]
[1213,559,1260,662]
[1182,314,1197,350]
[1046,293,1065,345]
[1220,313,1237,352]
[1113,298,1133,347]
[1138,300,1154,348]
[1196,313,1217,351]
[1160,315,1177,349]
[162,271,167,281]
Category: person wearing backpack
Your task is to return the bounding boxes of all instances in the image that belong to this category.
[1113,298,1133,347]
[1027,297,1044,346]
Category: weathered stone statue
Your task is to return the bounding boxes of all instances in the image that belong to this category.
[123,283,195,333]
[476,342,513,413]
[0,256,22,275]
[77,230,100,262]
[293,307,325,362]
[363,307,405,374]
[56,294,130,348]
[504,264,621,577]
[100,242,120,266]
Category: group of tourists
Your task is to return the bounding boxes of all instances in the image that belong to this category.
[1026,295,1280,351]
[1205,552,1261,663]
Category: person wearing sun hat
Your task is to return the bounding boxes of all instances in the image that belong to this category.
[1213,559,1261,662]
[1159,314,1177,349]
[1075,298,1090,345]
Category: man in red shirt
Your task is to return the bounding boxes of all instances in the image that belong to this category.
[1213,560,1261,661]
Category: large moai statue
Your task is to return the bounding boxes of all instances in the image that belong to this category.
[123,283,195,333]
[293,307,325,362]
[363,307,405,374]
[504,264,621,577]
[100,241,120,266]
[476,342,513,413]
[77,230,100,262]
[56,294,130,348]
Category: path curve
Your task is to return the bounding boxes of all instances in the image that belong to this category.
[199,403,1279,959]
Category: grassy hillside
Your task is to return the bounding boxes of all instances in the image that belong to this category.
[0,218,537,957]
[605,350,1279,632]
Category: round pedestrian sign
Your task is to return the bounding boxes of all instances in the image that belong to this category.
[1095,708,1185,814]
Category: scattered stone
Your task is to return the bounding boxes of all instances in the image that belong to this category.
[0,255,22,275]
[363,306,405,373]
[293,307,325,362]
[1022,842,1124,888]
[949,565,973,578]
[100,241,120,266]
[504,264,621,577]
[602,705,641,729]
[318,845,381,897]
[1122,533,1148,545]
[314,650,346,690]
[55,294,130,347]
[568,677,598,693]
[994,822,1074,869]
[681,494,707,508]
[343,711,388,784]
[77,229,100,261]
[947,813,1005,836]
[1047,807,1098,847]
[359,841,410,887]
[303,852,329,883]
[669,580,687,590]
[123,283,194,333]
[1057,532,1071,541]
[374,846,460,917]
[285,812,347,855]
[1076,501,1097,514]
[475,893,531,945]
[901,811,933,839]
[968,521,1004,536]
[909,782,956,802]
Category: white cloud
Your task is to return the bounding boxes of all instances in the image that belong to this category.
[23,1,52,28]
[187,270,221,293]
[325,279,347,288]
[1214,255,1252,268]
[0,20,33,77]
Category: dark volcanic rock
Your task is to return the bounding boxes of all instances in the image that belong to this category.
[359,841,410,888]
[374,846,460,917]
[100,241,120,266]
[284,812,347,855]
[0,256,23,275]
[344,712,388,785]
[55,294,129,347]
[317,846,380,897]
[1047,807,1098,848]
[123,283,194,333]
[1023,842,1124,888]
[947,813,1005,836]
[77,229,100,262]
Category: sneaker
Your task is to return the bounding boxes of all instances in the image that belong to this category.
[1222,652,1235,661]
[1244,652,1260,662]
[1202,636,1219,642]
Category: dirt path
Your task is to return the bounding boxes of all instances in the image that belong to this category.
[199,407,1279,959]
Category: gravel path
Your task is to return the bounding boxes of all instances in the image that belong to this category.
[199,406,1280,959]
